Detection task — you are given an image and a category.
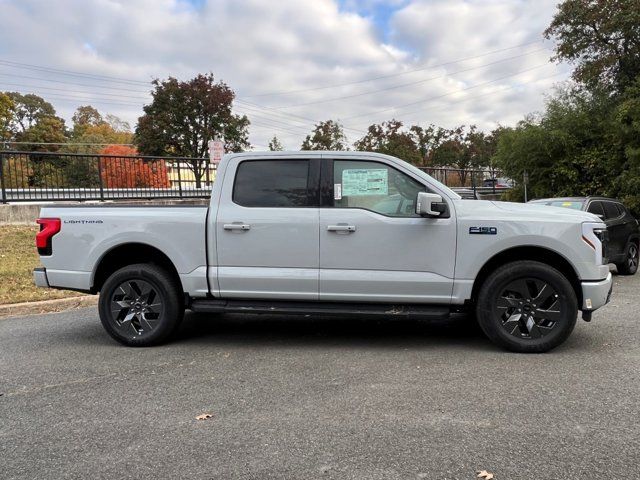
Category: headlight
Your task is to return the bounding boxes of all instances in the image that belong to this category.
[582,222,608,265]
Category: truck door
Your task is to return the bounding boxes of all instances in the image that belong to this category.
[319,158,456,303]
[215,158,320,300]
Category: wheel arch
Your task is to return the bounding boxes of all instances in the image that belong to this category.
[470,245,582,306]
[91,242,182,295]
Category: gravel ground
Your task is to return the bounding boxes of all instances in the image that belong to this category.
[1,271,638,480]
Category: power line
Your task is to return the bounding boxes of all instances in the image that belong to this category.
[0,87,146,107]
[4,141,134,145]
[0,81,151,100]
[0,59,152,86]
[242,40,543,98]
[272,47,549,109]
[341,63,553,121]
[348,70,569,129]
[0,72,152,94]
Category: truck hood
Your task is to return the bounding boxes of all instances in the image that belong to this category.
[454,199,602,223]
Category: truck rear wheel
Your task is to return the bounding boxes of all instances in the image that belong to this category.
[476,260,578,353]
[98,263,184,347]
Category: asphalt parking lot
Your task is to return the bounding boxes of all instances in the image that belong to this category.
[1,271,639,480]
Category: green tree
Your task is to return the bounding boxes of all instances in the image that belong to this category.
[301,120,348,150]
[545,0,640,93]
[135,73,250,188]
[71,105,104,138]
[354,119,421,164]
[493,87,619,203]
[268,135,284,151]
[66,106,133,154]
[17,116,67,152]
[0,92,14,143]
[5,92,56,134]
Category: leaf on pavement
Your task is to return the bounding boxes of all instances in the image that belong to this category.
[477,470,494,479]
[196,413,213,420]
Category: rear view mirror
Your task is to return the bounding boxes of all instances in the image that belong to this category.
[416,192,448,217]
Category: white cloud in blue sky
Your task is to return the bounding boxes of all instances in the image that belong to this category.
[0,0,570,150]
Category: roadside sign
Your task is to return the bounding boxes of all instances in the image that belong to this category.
[208,140,224,164]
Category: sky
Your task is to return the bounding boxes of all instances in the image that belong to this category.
[0,0,571,150]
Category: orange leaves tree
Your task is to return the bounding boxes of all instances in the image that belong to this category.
[99,145,170,188]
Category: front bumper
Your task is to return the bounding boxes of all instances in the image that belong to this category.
[581,272,613,311]
[33,267,50,288]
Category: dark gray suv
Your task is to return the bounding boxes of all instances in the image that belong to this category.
[529,197,639,275]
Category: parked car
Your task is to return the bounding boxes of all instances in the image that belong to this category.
[529,197,639,275]
[482,177,513,188]
[33,152,612,353]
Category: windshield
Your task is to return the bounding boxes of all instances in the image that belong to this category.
[547,201,584,210]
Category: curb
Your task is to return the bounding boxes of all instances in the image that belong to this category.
[0,295,98,319]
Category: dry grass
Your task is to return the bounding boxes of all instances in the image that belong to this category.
[0,225,85,305]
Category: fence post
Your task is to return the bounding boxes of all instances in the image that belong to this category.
[96,155,105,202]
[0,153,6,204]
[471,170,476,198]
[176,161,183,198]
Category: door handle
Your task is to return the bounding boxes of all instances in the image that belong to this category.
[327,225,356,232]
[223,223,251,231]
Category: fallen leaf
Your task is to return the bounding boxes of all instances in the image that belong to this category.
[196,413,213,420]
[477,470,494,479]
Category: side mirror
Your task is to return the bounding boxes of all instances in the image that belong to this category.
[416,192,448,217]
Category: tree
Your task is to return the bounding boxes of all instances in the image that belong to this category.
[135,73,250,188]
[0,92,14,143]
[493,87,620,203]
[16,116,67,152]
[354,119,421,164]
[72,105,103,137]
[268,135,284,151]
[301,120,348,150]
[5,92,56,134]
[100,145,170,188]
[545,0,640,93]
[65,106,134,154]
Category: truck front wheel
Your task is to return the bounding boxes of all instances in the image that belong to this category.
[476,260,578,353]
[98,263,184,347]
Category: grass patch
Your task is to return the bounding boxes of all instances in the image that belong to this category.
[0,225,85,305]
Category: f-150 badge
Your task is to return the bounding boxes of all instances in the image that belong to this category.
[469,226,497,235]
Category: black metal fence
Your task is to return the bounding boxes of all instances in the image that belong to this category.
[0,151,215,203]
[0,151,509,203]
[419,166,510,198]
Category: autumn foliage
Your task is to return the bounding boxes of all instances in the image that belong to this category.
[99,145,170,188]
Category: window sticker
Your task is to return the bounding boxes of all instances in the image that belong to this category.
[334,183,342,200]
[341,169,388,196]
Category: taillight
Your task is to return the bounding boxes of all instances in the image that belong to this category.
[36,218,61,255]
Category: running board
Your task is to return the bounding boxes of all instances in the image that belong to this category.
[189,299,451,319]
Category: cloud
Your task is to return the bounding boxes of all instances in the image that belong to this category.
[0,0,570,150]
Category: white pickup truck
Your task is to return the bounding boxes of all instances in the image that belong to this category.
[33,151,612,352]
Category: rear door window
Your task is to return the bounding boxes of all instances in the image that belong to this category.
[603,201,621,220]
[587,201,605,217]
[233,160,315,207]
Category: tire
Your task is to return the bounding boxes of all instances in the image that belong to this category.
[476,260,578,353]
[98,263,184,347]
[615,240,638,276]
